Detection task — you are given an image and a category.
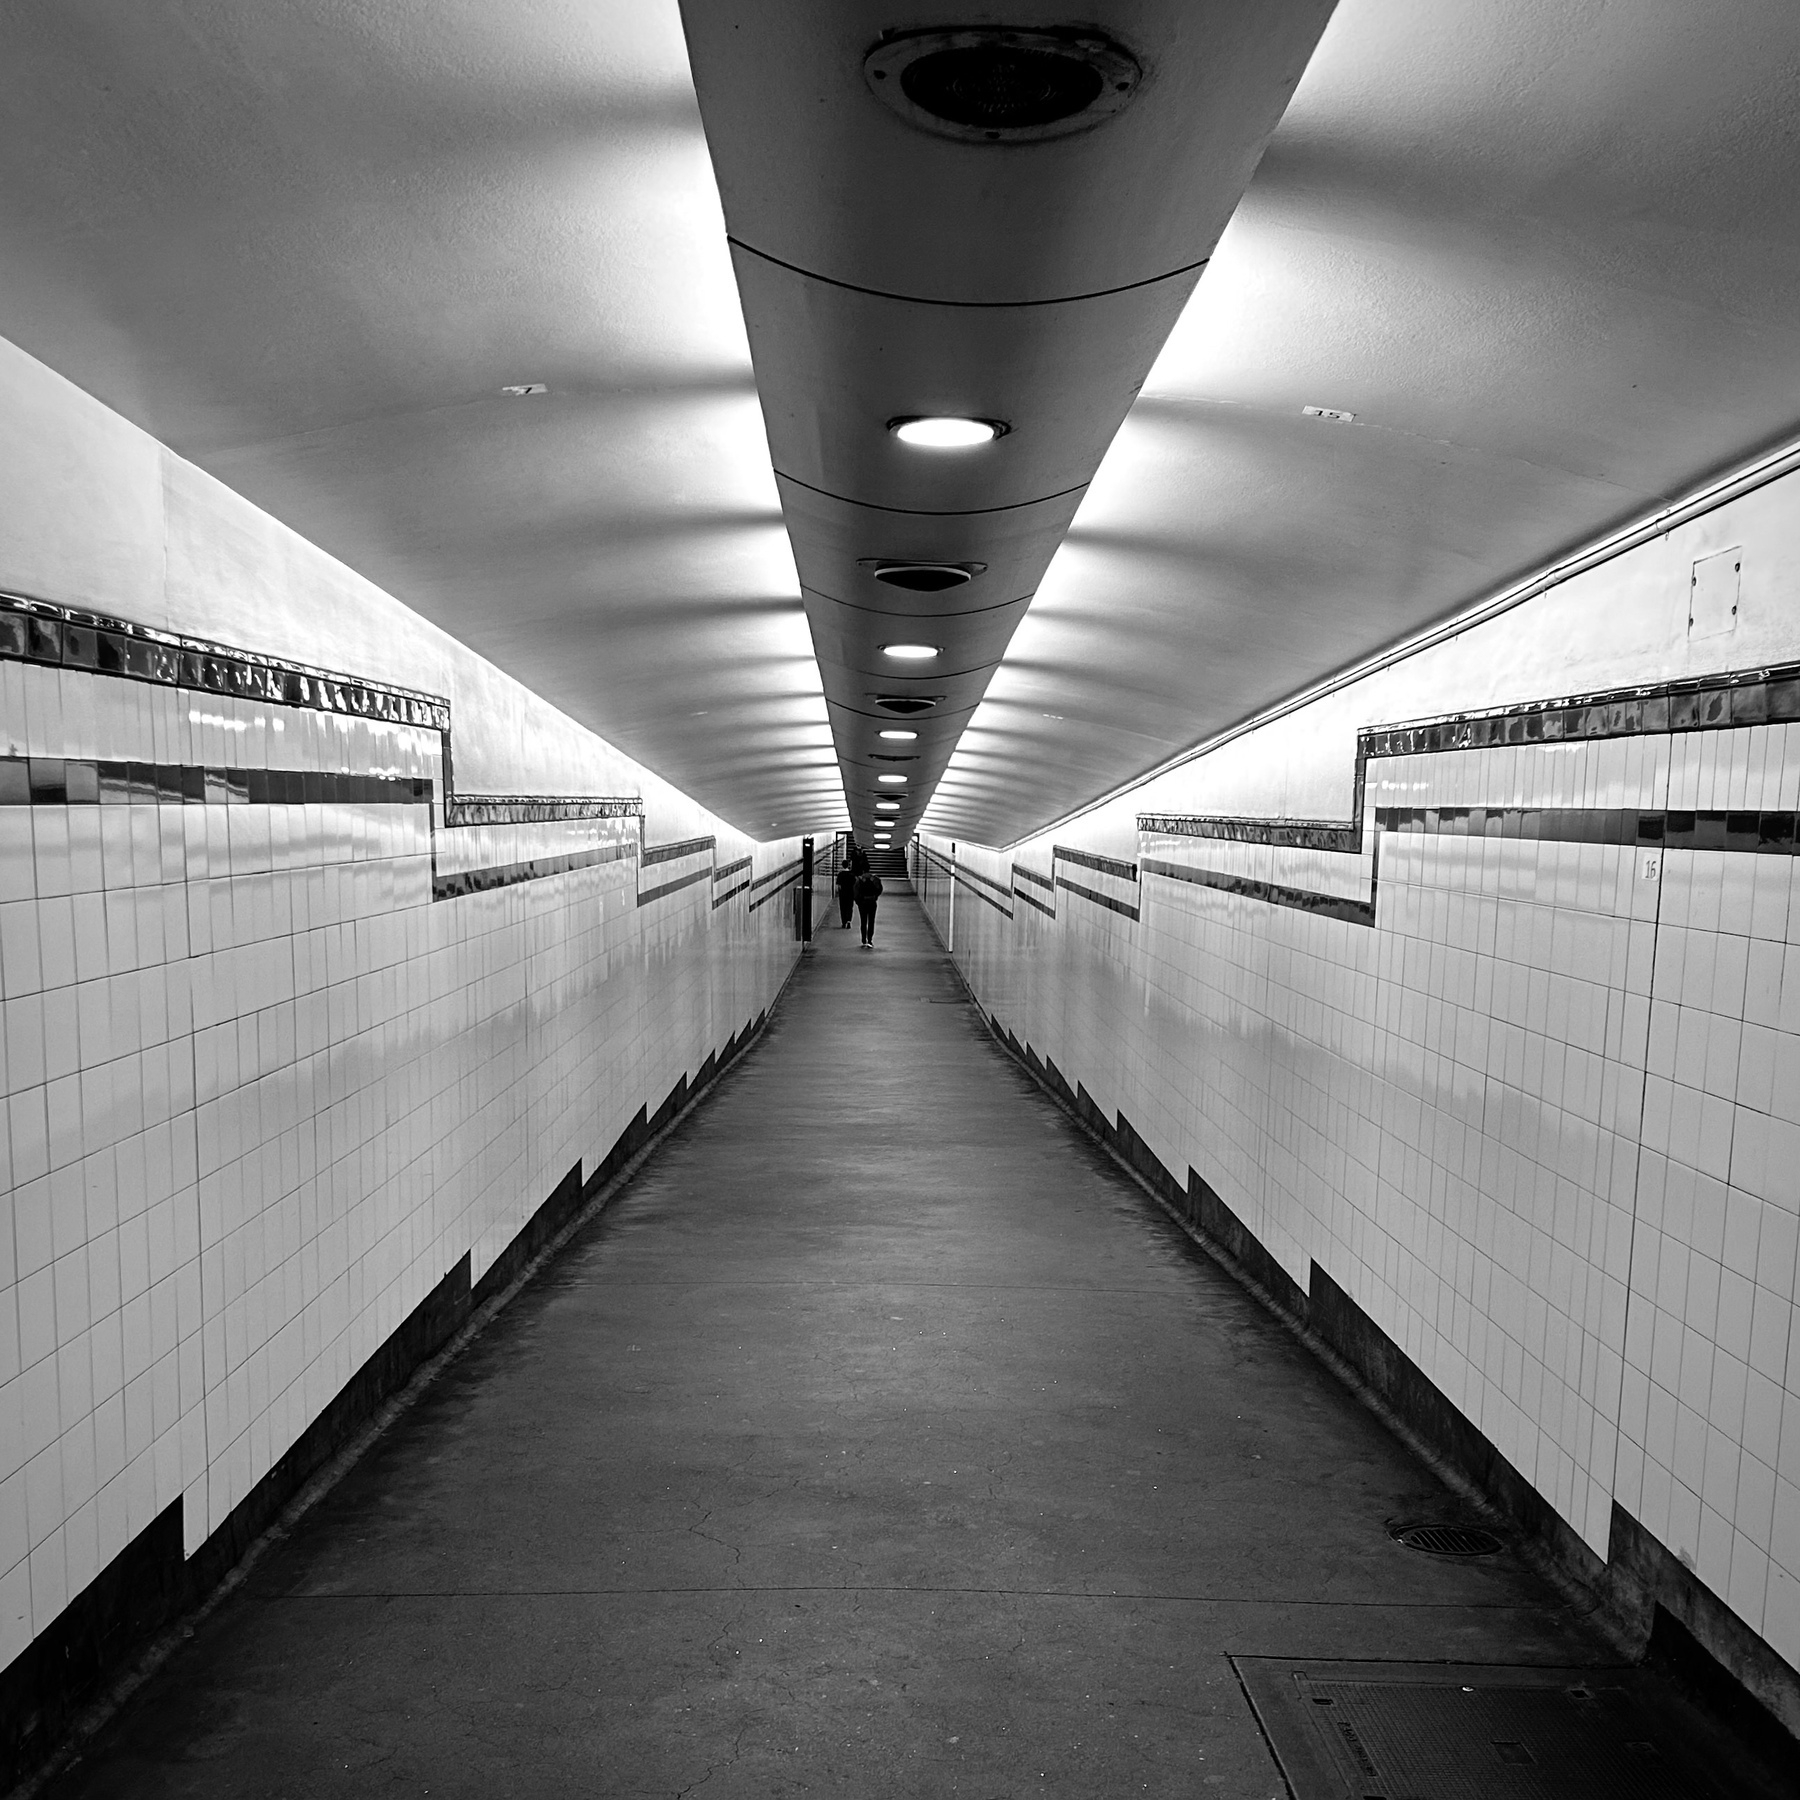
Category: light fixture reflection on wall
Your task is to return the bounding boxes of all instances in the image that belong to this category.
[888,416,1006,449]
[881,643,940,660]
[878,729,918,741]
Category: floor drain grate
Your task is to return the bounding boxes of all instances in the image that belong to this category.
[1392,1522,1504,1557]
[1233,1658,1730,1799]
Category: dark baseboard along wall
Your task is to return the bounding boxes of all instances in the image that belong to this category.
[987,1008,1800,1753]
[0,1004,777,1794]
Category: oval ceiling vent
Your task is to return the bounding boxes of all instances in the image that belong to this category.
[874,695,940,715]
[865,28,1141,144]
[867,561,984,592]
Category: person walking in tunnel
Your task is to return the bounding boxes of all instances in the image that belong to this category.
[854,863,883,948]
[835,855,857,929]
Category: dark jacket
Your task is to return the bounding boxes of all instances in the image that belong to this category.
[854,872,884,904]
[835,868,857,902]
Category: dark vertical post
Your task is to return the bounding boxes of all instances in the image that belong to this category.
[800,835,814,941]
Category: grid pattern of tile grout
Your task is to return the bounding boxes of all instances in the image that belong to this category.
[915,472,1800,1682]
[0,655,802,1669]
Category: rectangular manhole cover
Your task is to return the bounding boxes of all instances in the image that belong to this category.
[1233,1658,1728,1799]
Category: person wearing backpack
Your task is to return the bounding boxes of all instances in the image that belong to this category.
[853,866,884,948]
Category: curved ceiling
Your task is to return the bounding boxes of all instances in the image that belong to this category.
[936,0,1800,844]
[682,1,1337,848]
[0,0,1797,846]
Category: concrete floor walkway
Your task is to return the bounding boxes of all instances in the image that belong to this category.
[37,891,1775,1797]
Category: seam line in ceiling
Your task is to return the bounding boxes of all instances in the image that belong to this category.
[777,472,1090,518]
[837,658,1004,684]
[729,238,1210,311]
[838,666,1008,684]
[804,588,1035,621]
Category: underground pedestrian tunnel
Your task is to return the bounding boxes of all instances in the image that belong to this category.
[3,3,1800,1795]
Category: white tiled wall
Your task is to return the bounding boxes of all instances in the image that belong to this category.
[920,460,1800,1676]
[0,338,802,1674]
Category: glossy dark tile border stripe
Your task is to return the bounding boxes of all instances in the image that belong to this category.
[916,844,1015,919]
[913,843,1134,927]
[0,591,652,894]
[435,842,635,902]
[710,855,754,909]
[929,654,1800,936]
[956,876,1014,920]
[1012,862,1058,917]
[1053,873,1140,922]
[1365,659,1800,757]
[1140,655,1800,853]
[1137,657,1800,925]
[955,861,1013,902]
[1052,842,1138,882]
[0,756,428,807]
[1140,855,1377,926]
[1047,843,1141,921]
[0,590,449,731]
[637,864,713,908]
[642,834,715,867]
[2,753,656,907]
[1143,813,1361,853]
[750,858,802,891]
[451,795,641,826]
[953,862,1015,917]
[1377,803,1800,852]
[746,858,805,912]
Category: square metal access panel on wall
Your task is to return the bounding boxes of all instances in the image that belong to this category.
[1232,1659,1729,1800]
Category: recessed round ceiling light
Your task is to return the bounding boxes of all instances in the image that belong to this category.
[881,643,940,660]
[878,729,918,741]
[889,417,1005,449]
[877,774,908,785]
[876,800,901,812]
